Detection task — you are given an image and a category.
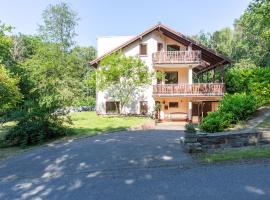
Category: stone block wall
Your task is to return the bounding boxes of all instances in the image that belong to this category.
[183,130,270,153]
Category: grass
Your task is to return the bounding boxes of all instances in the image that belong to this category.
[68,111,152,136]
[199,147,270,163]
[0,112,151,160]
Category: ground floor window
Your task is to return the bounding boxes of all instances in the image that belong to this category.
[140,101,148,115]
[106,101,120,114]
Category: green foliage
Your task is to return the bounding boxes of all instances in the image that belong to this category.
[191,28,235,58]
[0,65,21,113]
[11,34,42,62]
[0,22,13,66]
[185,122,197,134]
[200,93,256,132]
[38,2,79,49]
[225,66,270,106]
[4,109,71,147]
[219,93,256,121]
[98,53,152,114]
[200,111,234,133]
[236,0,270,66]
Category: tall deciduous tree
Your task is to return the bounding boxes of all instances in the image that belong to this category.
[38,2,79,50]
[236,0,270,66]
[0,65,21,113]
[98,53,152,114]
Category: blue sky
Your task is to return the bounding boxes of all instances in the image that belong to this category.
[0,0,250,47]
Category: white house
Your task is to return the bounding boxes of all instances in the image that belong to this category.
[90,23,231,123]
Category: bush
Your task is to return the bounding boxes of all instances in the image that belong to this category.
[225,66,270,106]
[185,122,197,134]
[219,93,256,121]
[4,109,71,147]
[200,93,256,133]
[200,111,234,133]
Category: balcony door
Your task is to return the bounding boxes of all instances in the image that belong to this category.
[165,71,178,84]
[167,44,180,51]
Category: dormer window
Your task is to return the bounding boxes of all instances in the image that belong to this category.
[139,44,147,56]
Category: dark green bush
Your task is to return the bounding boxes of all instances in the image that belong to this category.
[225,66,270,106]
[200,111,234,133]
[219,93,256,121]
[200,93,256,133]
[4,110,71,147]
[184,122,197,133]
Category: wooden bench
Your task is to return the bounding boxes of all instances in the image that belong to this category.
[169,112,188,121]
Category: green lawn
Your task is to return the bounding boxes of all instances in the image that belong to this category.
[68,111,152,136]
[0,112,151,160]
[199,147,270,163]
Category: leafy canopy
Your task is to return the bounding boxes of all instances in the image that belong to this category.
[0,65,21,113]
[38,2,79,50]
[98,53,152,114]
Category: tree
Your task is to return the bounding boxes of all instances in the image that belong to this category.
[0,65,21,113]
[0,21,13,67]
[235,0,270,66]
[211,28,234,57]
[11,34,42,62]
[5,43,83,146]
[38,2,79,50]
[98,53,152,114]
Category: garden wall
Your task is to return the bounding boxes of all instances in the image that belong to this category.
[184,130,270,153]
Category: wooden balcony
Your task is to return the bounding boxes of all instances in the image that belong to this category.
[152,51,202,65]
[153,83,225,96]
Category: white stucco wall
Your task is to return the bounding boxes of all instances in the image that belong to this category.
[96,31,191,116]
[97,36,134,57]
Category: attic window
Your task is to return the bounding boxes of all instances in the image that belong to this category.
[139,44,147,56]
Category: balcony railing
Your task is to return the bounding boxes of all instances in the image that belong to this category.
[152,51,202,64]
[153,83,225,96]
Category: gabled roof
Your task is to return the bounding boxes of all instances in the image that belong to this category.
[90,23,232,72]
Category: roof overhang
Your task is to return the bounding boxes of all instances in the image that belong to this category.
[90,23,232,72]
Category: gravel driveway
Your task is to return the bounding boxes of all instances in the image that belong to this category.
[1,129,270,200]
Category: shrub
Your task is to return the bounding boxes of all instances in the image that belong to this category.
[225,66,270,106]
[200,93,256,133]
[200,111,234,133]
[219,93,256,121]
[185,122,197,134]
[4,108,71,147]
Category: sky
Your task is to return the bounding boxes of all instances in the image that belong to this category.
[0,0,250,47]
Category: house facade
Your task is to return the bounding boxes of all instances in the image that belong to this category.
[90,24,231,123]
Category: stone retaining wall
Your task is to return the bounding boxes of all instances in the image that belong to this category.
[183,130,270,153]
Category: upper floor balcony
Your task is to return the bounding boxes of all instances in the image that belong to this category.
[153,83,225,97]
[152,50,202,65]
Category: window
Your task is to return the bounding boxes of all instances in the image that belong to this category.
[140,101,148,115]
[165,71,178,84]
[169,102,179,108]
[139,44,147,56]
[167,44,180,51]
[106,101,120,114]
[157,43,163,51]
